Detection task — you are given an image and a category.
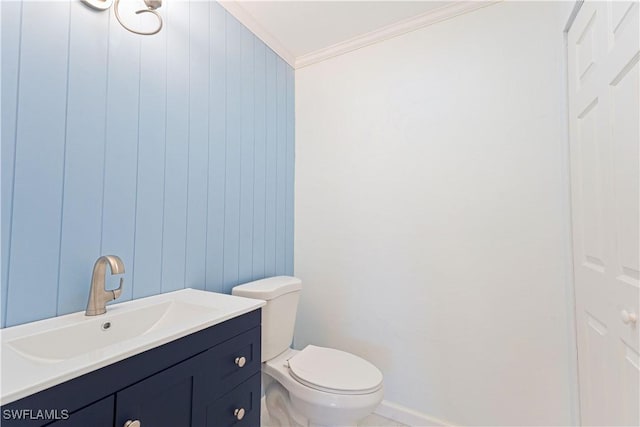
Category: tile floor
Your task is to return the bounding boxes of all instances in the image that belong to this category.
[358,413,408,427]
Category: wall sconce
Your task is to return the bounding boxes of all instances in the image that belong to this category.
[82,0,163,36]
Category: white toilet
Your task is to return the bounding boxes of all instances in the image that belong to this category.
[232,276,384,427]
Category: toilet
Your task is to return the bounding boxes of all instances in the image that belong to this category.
[232,276,384,427]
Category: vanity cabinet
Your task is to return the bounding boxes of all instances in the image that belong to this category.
[115,352,201,426]
[48,397,114,427]
[204,374,261,427]
[115,327,261,427]
[1,310,261,427]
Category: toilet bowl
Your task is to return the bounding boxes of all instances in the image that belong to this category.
[264,347,384,426]
[232,276,384,427]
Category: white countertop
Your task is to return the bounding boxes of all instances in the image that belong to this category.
[0,289,265,405]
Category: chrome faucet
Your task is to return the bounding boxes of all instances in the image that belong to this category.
[85,255,125,316]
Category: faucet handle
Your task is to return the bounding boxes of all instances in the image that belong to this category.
[112,277,123,300]
[86,255,125,316]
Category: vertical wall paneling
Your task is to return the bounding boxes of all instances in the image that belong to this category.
[252,41,267,280]
[275,58,287,275]
[205,1,226,293]
[5,2,71,326]
[264,49,277,277]
[222,15,241,293]
[56,2,110,315]
[132,10,168,299]
[285,66,294,275]
[1,1,22,327]
[185,0,209,291]
[238,30,255,284]
[100,16,141,304]
[1,0,294,327]
[161,0,189,293]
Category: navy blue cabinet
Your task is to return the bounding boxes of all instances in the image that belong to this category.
[47,397,114,427]
[115,354,200,427]
[1,310,261,427]
[205,374,261,427]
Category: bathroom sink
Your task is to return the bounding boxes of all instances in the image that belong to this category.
[1,289,265,405]
[7,300,214,362]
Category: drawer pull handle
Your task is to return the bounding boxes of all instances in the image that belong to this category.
[124,421,141,427]
[234,408,246,421]
[235,356,247,368]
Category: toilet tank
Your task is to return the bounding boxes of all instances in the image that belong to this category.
[232,276,302,362]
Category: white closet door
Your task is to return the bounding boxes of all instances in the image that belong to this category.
[568,1,639,425]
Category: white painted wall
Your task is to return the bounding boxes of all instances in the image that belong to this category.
[293,2,577,426]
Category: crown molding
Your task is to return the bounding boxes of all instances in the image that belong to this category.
[218,1,297,68]
[295,0,501,69]
[218,1,501,70]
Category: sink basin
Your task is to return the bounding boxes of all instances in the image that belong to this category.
[7,301,214,362]
[1,288,265,405]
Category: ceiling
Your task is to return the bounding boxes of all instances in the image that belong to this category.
[233,1,451,59]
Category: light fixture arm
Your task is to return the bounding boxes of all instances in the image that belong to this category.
[113,0,163,36]
[81,0,163,36]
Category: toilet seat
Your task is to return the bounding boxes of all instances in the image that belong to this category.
[287,345,383,395]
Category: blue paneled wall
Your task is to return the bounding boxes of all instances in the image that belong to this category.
[0,0,294,327]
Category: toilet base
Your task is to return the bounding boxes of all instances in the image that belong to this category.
[262,394,359,427]
[261,349,383,427]
[261,377,376,427]
[264,381,308,427]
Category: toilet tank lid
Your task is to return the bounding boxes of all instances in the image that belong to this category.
[232,276,302,300]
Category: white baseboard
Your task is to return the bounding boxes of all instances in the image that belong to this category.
[374,400,454,427]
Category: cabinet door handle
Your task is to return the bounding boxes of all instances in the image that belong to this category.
[234,408,245,421]
[235,356,247,368]
[124,421,141,427]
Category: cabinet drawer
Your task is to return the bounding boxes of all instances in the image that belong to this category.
[205,374,261,427]
[46,396,114,427]
[115,355,199,427]
[203,326,261,399]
